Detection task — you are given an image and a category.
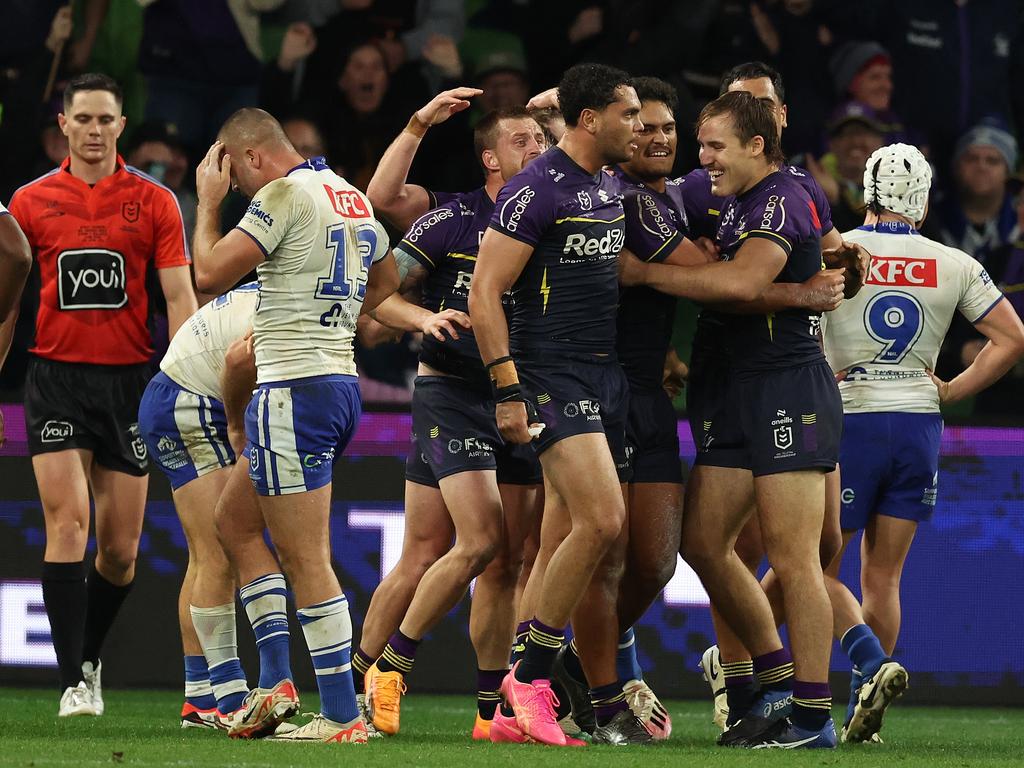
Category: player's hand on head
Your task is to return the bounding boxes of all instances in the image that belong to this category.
[496,400,532,444]
[803,267,845,312]
[617,248,647,286]
[196,141,231,205]
[422,309,471,341]
[526,87,559,111]
[416,87,483,126]
[823,241,870,299]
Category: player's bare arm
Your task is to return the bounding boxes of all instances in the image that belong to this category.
[928,298,1024,402]
[158,265,199,337]
[468,228,535,444]
[369,250,470,340]
[620,236,787,304]
[361,250,401,315]
[0,213,31,321]
[220,329,257,456]
[193,142,265,293]
[366,87,482,231]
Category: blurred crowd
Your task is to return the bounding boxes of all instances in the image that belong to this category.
[1,0,1022,420]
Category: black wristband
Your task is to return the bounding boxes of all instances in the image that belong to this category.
[494,382,524,403]
[485,355,515,372]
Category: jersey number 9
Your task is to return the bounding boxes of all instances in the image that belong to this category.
[864,290,924,364]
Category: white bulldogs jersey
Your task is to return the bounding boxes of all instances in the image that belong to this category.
[236,158,389,384]
[0,200,7,213]
[160,283,259,398]
[822,222,1004,413]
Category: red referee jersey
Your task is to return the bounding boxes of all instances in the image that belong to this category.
[9,155,190,365]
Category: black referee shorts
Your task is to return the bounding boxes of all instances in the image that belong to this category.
[24,356,150,475]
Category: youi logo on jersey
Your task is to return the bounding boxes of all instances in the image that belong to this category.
[57,248,127,310]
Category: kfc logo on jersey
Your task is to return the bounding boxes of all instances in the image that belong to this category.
[57,249,127,310]
[325,186,370,218]
[499,185,535,232]
[866,257,938,287]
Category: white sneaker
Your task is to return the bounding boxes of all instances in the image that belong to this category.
[356,693,383,739]
[268,713,368,743]
[59,681,98,717]
[623,679,672,739]
[82,661,104,716]
[699,646,729,731]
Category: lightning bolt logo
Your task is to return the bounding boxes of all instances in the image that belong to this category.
[540,267,550,314]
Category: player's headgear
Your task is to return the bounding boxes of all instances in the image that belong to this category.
[863,143,932,223]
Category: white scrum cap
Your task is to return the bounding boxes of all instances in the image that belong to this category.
[863,142,932,223]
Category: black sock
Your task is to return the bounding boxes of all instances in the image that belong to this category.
[515,620,563,683]
[81,562,133,666]
[41,561,87,690]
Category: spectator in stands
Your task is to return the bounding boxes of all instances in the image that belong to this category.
[804,101,888,232]
[137,0,286,157]
[282,116,326,160]
[936,120,1020,267]
[473,49,530,114]
[265,27,414,189]
[829,40,906,145]
[126,122,197,239]
[825,0,1023,165]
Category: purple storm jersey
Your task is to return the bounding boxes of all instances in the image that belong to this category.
[427,189,461,209]
[716,169,825,372]
[395,187,494,382]
[679,164,835,358]
[609,165,690,389]
[489,147,624,358]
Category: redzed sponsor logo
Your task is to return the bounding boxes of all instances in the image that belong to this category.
[325,186,370,218]
[866,256,937,287]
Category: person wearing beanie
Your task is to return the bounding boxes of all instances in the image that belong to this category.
[937,119,1020,266]
[829,40,906,143]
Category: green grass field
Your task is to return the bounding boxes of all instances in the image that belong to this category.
[4,688,1022,767]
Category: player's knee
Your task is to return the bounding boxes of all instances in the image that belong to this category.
[97,541,138,576]
[633,555,676,597]
[680,536,717,574]
[768,553,822,585]
[47,515,89,549]
[734,535,765,572]
[454,538,500,578]
[861,562,902,593]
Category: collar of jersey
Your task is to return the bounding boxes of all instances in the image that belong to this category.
[59,154,126,183]
[736,169,782,201]
[857,221,918,235]
[550,146,603,182]
[287,156,329,175]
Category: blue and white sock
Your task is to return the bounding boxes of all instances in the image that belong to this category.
[297,593,359,724]
[190,603,248,714]
[846,667,863,725]
[183,655,217,710]
[240,573,293,688]
[616,627,644,683]
[840,624,887,681]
